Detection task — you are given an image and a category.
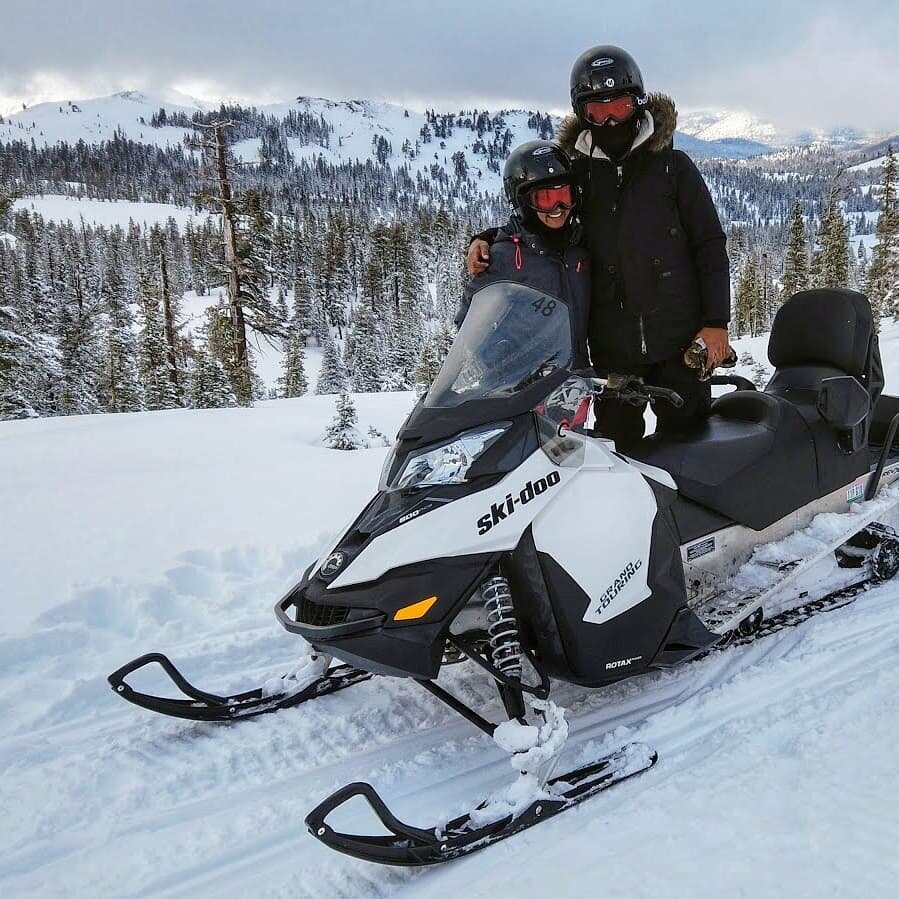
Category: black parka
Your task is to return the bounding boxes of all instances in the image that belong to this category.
[456,218,591,370]
[557,93,730,369]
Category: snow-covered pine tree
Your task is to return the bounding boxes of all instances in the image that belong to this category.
[291,216,317,344]
[237,189,284,337]
[149,225,183,403]
[318,210,350,339]
[733,254,762,337]
[97,238,142,412]
[186,343,237,409]
[412,321,454,396]
[315,331,349,395]
[866,146,899,318]
[270,213,292,291]
[1,234,60,415]
[137,290,179,411]
[55,237,102,415]
[279,326,308,398]
[346,299,384,391]
[324,392,363,450]
[0,275,36,419]
[811,186,849,289]
[781,200,809,301]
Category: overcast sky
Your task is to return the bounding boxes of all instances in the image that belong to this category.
[1,1,897,132]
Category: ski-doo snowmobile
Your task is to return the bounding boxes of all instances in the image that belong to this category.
[109,285,899,867]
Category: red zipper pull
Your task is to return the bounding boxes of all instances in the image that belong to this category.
[512,235,522,271]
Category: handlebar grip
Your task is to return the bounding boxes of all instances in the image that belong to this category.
[646,386,684,408]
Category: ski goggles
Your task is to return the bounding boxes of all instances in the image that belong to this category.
[527,183,575,213]
[583,94,637,126]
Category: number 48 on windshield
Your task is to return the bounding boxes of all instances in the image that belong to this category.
[532,297,557,316]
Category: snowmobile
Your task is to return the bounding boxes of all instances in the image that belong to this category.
[109,284,899,867]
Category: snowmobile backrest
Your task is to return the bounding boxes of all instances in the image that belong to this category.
[765,288,883,453]
[767,288,874,379]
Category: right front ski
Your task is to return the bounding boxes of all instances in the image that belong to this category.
[305,742,657,866]
[108,652,372,722]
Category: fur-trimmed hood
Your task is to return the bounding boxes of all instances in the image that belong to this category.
[556,92,677,158]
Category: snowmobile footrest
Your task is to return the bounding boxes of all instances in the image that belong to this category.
[107,652,372,721]
[305,742,658,866]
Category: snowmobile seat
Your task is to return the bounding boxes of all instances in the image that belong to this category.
[764,288,883,493]
[633,289,882,532]
[631,390,818,531]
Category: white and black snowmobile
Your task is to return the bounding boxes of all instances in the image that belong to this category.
[109,284,899,867]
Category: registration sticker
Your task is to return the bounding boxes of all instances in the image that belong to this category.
[686,537,716,561]
[846,482,865,503]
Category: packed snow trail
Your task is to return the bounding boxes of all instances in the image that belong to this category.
[3,383,899,897]
[2,539,898,898]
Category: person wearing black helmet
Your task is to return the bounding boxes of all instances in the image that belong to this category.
[456,139,591,369]
[469,45,732,451]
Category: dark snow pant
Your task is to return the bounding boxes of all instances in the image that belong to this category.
[596,356,712,453]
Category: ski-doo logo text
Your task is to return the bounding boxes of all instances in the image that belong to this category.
[476,471,561,535]
[594,559,643,616]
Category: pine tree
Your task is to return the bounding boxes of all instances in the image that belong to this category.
[237,189,283,338]
[781,200,809,301]
[811,186,849,289]
[867,146,899,318]
[324,392,363,450]
[315,331,349,395]
[346,299,384,391]
[412,321,454,396]
[279,326,308,398]
[97,239,142,412]
[0,291,36,419]
[56,239,102,415]
[186,344,237,409]
[733,255,763,337]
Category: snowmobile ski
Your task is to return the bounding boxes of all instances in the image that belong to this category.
[305,742,657,866]
[107,652,372,722]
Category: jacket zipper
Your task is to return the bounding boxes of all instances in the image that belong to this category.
[615,164,641,353]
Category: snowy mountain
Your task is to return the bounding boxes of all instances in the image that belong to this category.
[679,106,889,151]
[2,320,899,896]
[678,108,781,146]
[0,88,776,167]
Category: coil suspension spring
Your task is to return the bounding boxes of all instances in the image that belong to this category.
[481,575,522,679]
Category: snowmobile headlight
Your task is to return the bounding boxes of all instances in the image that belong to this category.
[389,424,510,491]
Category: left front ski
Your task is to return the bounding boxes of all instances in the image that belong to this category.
[305,742,657,866]
[107,652,372,722]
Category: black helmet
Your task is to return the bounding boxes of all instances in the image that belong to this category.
[569,45,646,119]
[502,140,575,219]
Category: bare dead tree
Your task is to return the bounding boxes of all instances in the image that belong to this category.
[191,120,251,404]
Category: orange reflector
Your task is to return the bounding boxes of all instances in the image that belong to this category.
[393,596,437,621]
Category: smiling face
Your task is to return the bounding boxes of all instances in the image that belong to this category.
[535,207,572,229]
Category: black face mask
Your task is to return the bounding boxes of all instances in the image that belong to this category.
[588,115,640,161]
[521,210,572,249]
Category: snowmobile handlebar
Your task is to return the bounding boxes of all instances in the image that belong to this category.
[591,376,684,409]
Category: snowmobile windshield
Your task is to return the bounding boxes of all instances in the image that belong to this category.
[425,282,573,409]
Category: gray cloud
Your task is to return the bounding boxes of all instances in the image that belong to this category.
[1,1,897,133]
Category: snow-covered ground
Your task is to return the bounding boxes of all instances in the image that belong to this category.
[10,194,211,230]
[2,327,899,898]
